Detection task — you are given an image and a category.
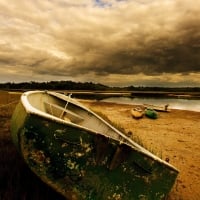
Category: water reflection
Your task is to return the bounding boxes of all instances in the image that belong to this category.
[100,97,200,112]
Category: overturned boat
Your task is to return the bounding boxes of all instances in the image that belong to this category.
[144,104,170,112]
[11,91,178,200]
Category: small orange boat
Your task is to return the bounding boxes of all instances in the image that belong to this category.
[131,107,144,119]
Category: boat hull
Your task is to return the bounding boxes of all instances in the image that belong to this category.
[145,108,158,119]
[131,108,144,119]
[11,92,178,200]
[144,104,170,112]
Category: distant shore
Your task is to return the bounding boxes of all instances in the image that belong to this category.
[7,89,200,100]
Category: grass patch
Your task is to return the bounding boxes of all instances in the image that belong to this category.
[92,108,162,159]
[0,91,21,117]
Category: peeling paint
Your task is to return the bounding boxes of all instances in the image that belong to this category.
[75,152,84,157]
[30,150,46,164]
[61,143,68,148]
[67,159,79,170]
[138,194,148,200]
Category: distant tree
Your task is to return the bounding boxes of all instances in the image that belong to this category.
[0,81,200,93]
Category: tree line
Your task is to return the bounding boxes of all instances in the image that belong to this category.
[0,81,200,92]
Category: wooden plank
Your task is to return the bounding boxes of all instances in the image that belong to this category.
[44,101,84,123]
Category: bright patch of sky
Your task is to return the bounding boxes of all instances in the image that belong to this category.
[94,0,112,7]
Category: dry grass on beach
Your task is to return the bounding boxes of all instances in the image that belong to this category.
[0,91,200,200]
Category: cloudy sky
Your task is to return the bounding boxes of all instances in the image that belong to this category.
[0,0,200,87]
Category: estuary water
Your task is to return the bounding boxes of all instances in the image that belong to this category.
[100,97,200,112]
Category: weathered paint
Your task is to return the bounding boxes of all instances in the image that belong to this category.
[10,91,179,200]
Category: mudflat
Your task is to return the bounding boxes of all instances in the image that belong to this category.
[80,100,200,200]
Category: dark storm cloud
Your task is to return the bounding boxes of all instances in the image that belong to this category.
[0,0,200,86]
[46,0,200,78]
[57,21,200,77]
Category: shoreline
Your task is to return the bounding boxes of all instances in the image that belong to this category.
[79,98,200,113]
[6,89,200,99]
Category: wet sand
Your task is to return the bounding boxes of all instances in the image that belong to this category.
[80,100,200,200]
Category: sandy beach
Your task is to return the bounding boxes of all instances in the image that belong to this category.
[80,100,200,200]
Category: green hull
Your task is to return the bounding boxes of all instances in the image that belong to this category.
[11,92,178,200]
[145,108,158,119]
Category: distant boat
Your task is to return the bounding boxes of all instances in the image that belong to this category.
[131,107,144,119]
[145,108,158,119]
[11,91,178,200]
[144,104,170,112]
